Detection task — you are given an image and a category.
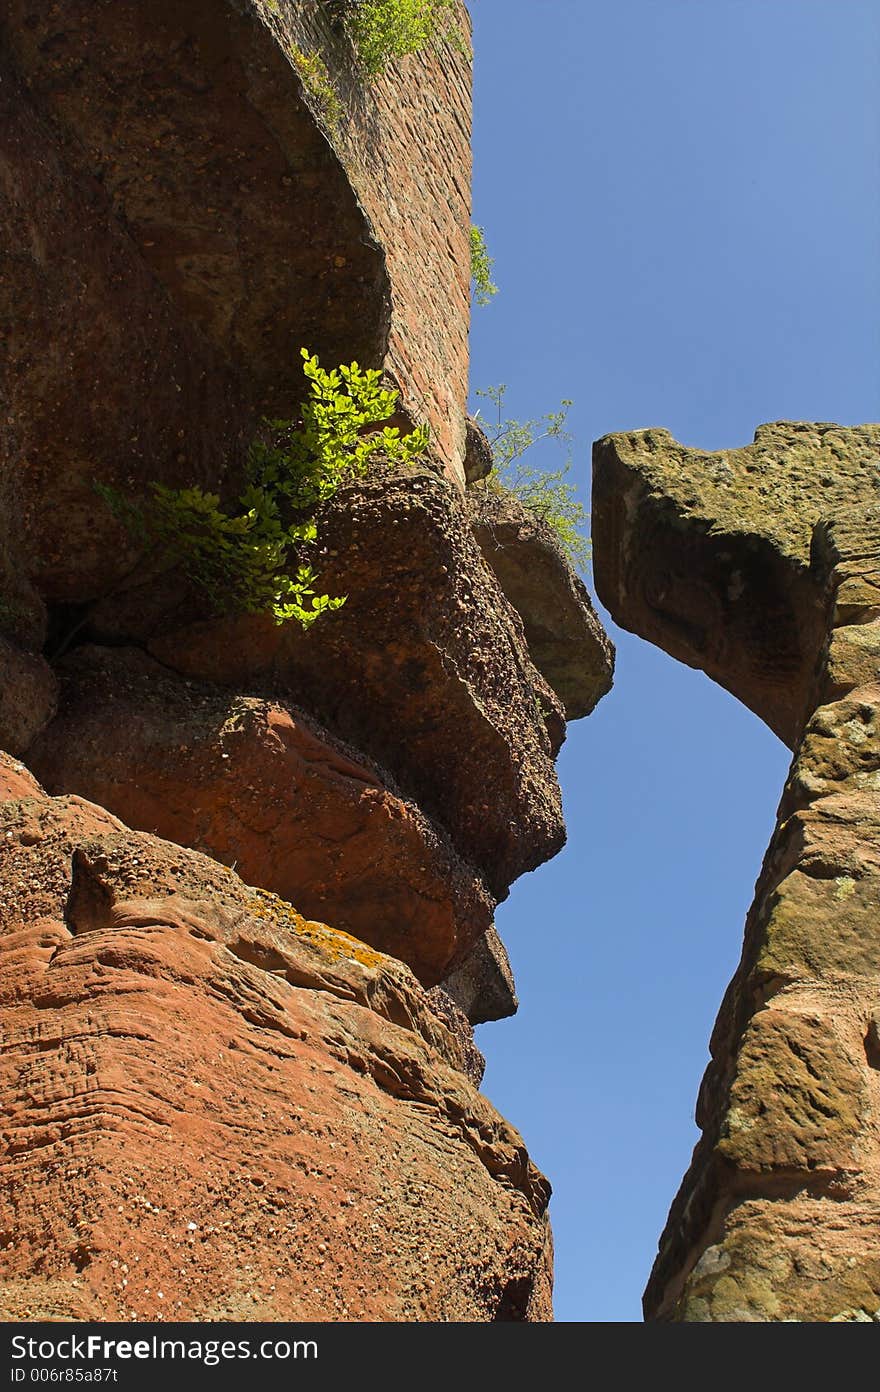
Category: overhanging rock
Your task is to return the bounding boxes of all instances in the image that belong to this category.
[593,422,880,1322]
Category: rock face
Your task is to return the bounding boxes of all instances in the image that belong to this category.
[86,467,569,901]
[0,0,472,613]
[440,925,519,1025]
[0,787,552,1321]
[274,0,474,474]
[593,423,879,747]
[0,751,44,802]
[593,424,880,1322]
[29,645,494,985]
[0,637,56,756]
[469,487,615,720]
[0,0,615,1325]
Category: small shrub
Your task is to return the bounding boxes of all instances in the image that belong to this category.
[474,384,591,571]
[344,0,463,76]
[469,224,498,307]
[289,45,343,134]
[98,350,429,629]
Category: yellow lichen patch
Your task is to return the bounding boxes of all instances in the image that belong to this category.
[246,886,386,971]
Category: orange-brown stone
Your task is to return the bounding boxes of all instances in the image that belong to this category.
[0,788,552,1322]
[30,646,494,984]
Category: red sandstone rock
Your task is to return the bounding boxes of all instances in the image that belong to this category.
[83,467,576,905]
[0,788,552,1321]
[0,49,244,605]
[0,0,567,1327]
[1,0,473,625]
[135,467,568,900]
[0,751,44,802]
[30,646,494,985]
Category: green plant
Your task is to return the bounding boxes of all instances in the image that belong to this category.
[344,0,462,76]
[469,224,498,307]
[98,350,429,629]
[289,44,343,133]
[474,384,591,571]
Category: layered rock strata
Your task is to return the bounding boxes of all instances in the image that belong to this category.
[80,468,576,898]
[0,775,552,1321]
[594,422,880,1322]
[29,644,495,985]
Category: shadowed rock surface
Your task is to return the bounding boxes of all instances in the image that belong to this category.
[1,0,473,615]
[423,986,488,1087]
[593,422,880,746]
[0,638,56,756]
[469,488,615,720]
[464,417,495,485]
[0,44,245,604]
[594,425,880,1322]
[440,926,518,1025]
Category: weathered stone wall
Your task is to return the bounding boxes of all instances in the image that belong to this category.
[264,0,473,480]
[594,423,880,1321]
[0,0,471,615]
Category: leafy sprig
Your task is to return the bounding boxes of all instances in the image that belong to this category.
[98,350,429,629]
[474,384,590,571]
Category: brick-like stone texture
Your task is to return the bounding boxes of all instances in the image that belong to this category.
[273,0,473,482]
[1,0,473,613]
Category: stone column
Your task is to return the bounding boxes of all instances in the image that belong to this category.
[593,425,880,1321]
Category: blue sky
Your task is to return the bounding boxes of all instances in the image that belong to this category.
[467,0,880,1322]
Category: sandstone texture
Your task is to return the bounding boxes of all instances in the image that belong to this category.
[593,425,880,1322]
[469,487,615,720]
[0,0,617,1325]
[593,422,880,745]
[1,0,471,618]
[87,467,569,902]
[272,0,473,474]
[267,469,569,897]
[0,787,552,1321]
[0,751,44,802]
[441,926,518,1025]
[30,645,494,985]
